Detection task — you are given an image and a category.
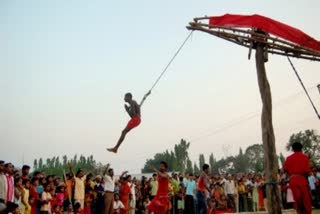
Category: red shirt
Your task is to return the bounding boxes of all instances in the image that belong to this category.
[283,152,311,186]
[197,173,208,192]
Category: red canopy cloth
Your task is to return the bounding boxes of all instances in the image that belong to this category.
[208,14,320,52]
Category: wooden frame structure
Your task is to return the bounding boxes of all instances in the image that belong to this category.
[188,17,320,62]
[187,16,320,214]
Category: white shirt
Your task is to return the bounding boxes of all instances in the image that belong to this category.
[129,182,136,200]
[0,173,7,201]
[104,175,115,192]
[224,180,236,195]
[113,200,125,213]
[74,175,86,200]
[41,191,52,212]
[245,180,253,187]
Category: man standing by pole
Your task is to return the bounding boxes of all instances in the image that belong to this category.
[283,142,312,214]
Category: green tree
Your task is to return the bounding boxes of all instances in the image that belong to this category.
[233,148,248,173]
[38,158,43,169]
[215,157,235,174]
[73,154,77,165]
[209,153,216,174]
[46,158,51,168]
[32,154,100,178]
[141,139,191,173]
[142,151,175,173]
[194,162,200,175]
[199,154,205,170]
[245,144,264,172]
[279,152,285,167]
[186,159,193,174]
[33,159,38,170]
[174,139,190,172]
[50,157,56,168]
[286,129,320,163]
[54,157,60,168]
[62,155,68,166]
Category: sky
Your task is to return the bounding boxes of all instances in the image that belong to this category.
[1,0,320,174]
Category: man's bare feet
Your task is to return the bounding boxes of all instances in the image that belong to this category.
[107,148,117,153]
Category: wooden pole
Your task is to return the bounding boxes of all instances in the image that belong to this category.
[255,44,282,214]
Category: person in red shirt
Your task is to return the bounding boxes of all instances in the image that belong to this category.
[119,175,131,214]
[29,178,39,214]
[147,161,170,214]
[283,142,312,214]
[196,164,210,214]
[108,93,141,153]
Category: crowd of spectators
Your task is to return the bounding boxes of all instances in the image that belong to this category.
[0,160,319,214]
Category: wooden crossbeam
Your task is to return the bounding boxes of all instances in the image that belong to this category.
[187,21,320,62]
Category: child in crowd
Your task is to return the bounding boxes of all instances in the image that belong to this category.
[128,193,136,214]
[52,205,62,214]
[177,183,185,214]
[22,179,31,214]
[40,183,52,213]
[114,194,125,214]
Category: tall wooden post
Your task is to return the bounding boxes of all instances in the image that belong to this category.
[255,44,282,214]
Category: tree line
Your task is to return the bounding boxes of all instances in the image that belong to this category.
[32,154,105,178]
[31,129,319,177]
[141,129,320,174]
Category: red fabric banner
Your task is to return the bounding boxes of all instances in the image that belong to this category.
[208,14,320,52]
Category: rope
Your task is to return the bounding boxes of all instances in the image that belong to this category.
[139,31,194,106]
[287,56,320,120]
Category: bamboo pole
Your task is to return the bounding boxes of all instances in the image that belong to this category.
[255,44,282,214]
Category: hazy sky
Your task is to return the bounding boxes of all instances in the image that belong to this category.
[1,0,320,174]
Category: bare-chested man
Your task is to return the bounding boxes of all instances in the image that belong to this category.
[107,93,141,153]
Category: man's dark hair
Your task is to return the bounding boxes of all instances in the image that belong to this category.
[43,182,50,188]
[4,163,12,168]
[22,165,30,171]
[152,173,157,177]
[160,161,168,169]
[76,169,83,177]
[33,171,41,177]
[189,173,193,177]
[74,202,81,210]
[108,168,113,174]
[202,164,210,171]
[6,202,19,212]
[14,176,22,184]
[292,142,303,152]
[125,93,132,98]
[22,178,30,186]
[0,160,4,164]
[31,177,39,185]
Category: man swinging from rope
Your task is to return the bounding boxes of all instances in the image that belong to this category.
[107,92,141,153]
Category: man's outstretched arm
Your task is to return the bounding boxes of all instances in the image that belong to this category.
[103,163,110,176]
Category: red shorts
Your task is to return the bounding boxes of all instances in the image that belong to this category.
[126,117,141,129]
